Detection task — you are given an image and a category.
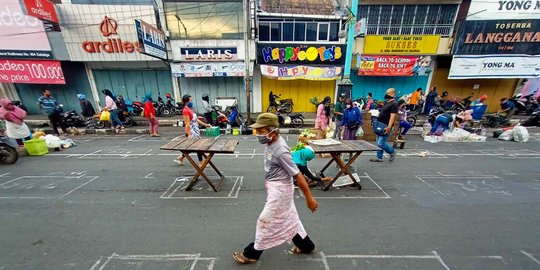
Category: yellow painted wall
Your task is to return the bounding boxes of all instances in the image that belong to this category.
[261,78,336,112]
[430,69,518,113]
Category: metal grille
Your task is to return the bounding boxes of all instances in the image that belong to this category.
[358,4,457,37]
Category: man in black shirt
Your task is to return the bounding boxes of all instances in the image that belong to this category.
[371,88,398,162]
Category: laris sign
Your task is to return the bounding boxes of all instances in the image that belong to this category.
[179,48,237,61]
[82,16,140,54]
[135,19,166,60]
[257,44,345,65]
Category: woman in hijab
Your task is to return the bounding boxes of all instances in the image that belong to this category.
[315,96,331,138]
[143,93,159,137]
[77,94,96,118]
[102,89,123,133]
[0,98,31,146]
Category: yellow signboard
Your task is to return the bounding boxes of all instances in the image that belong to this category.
[364,35,441,55]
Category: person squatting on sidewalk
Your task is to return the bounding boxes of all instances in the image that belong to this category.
[233,113,318,264]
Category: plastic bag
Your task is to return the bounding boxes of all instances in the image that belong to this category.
[100,110,110,121]
[512,126,529,143]
[498,130,513,141]
[356,127,364,137]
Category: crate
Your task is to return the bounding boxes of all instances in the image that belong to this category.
[23,139,49,156]
[205,127,220,137]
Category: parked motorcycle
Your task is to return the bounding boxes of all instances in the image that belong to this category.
[165,93,183,115]
[55,105,86,128]
[267,91,294,114]
[450,96,473,113]
[227,104,247,128]
[523,107,540,127]
[154,95,172,117]
[276,106,304,128]
[0,126,18,165]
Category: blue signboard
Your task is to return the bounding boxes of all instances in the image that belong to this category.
[135,19,167,60]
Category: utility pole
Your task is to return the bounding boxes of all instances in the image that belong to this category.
[338,0,359,99]
[244,0,252,124]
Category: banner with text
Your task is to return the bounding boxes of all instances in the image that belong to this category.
[453,19,540,55]
[358,55,433,76]
[260,65,342,80]
[0,60,65,84]
[449,55,540,79]
[171,62,245,77]
[364,35,440,55]
[467,0,540,20]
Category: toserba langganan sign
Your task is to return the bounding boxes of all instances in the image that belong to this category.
[453,19,540,55]
[256,44,345,65]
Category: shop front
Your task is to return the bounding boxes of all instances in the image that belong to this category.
[58,3,170,107]
[256,43,345,112]
[445,2,540,112]
[169,41,255,113]
[352,35,439,100]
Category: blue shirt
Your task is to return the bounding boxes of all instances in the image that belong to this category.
[38,96,57,115]
[342,107,362,127]
[501,100,515,110]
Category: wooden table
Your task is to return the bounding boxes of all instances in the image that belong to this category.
[160,137,239,192]
[308,140,379,191]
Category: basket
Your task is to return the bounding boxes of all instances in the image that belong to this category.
[205,127,220,137]
[23,139,49,156]
[232,128,241,135]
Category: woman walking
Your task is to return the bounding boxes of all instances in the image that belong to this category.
[342,98,362,141]
[102,89,123,133]
[315,96,331,139]
[143,93,159,137]
[0,98,31,146]
[174,94,211,166]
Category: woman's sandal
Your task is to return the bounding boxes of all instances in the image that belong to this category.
[232,252,258,264]
[289,246,303,254]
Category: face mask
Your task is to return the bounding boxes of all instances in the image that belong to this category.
[256,129,276,144]
[384,94,393,100]
[187,101,193,108]
[346,104,351,109]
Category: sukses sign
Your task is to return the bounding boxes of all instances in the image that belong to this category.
[257,44,345,65]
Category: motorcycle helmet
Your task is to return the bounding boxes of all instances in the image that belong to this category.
[480,95,488,101]
[202,94,210,102]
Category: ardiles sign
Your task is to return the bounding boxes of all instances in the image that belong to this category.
[82,16,140,54]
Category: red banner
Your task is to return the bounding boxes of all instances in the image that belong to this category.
[0,60,65,84]
[359,55,418,76]
[21,0,59,24]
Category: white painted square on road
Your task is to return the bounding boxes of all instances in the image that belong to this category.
[161,176,243,199]
[0,175,98,199]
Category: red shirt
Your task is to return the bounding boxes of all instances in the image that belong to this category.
[182,106,193,122]
[143,101,155,118]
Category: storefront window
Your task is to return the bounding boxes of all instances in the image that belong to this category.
[271,22,281,41]
[294,23,306,41]
[259,19,340,42]
[318,23,329,41]
[165,2,243,39]
[306,23,318,41]
[283,23,294,41]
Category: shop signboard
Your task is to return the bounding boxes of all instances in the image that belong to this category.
[257,44,345,65]
[453,19,540,55]
[363,35,440,55]
[179,48,237,61]
[260,64,342,80]
[20,0,59,24]
[0,59,65,84]
[467,0,540,20]
[448,55,540,79]
[135,19,166,60]
[358,55,433,76]
[0,0,53,60]
[171,62,245,77]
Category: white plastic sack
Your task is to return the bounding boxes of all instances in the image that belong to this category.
[498,130,514,141]
[512,126,529,143]
[43,134,62,148]
[356,127,364,137]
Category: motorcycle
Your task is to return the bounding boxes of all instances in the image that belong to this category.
[481,113,509,128]
[227,104,247,128]
[450,96,473,113]
[55,105,86,128]
[276,106,304,128]
[155,95,172,117]
[523,107,540,127]
[0,126,18,165]
[267,92,294,114]
[165,93,183,115]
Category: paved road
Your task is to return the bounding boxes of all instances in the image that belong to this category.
[1,131,540,270]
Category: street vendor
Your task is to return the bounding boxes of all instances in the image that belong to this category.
[291,137,332,187]
[430,112,464,135]
[498,98,516,120]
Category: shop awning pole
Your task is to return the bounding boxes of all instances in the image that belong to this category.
[342,0,358,83]
[244,0,252,124]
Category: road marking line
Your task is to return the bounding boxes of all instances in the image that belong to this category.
[521,250,540,265]
[58,176,99,199]
[320,252,330,270]
[431,250,451,270]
